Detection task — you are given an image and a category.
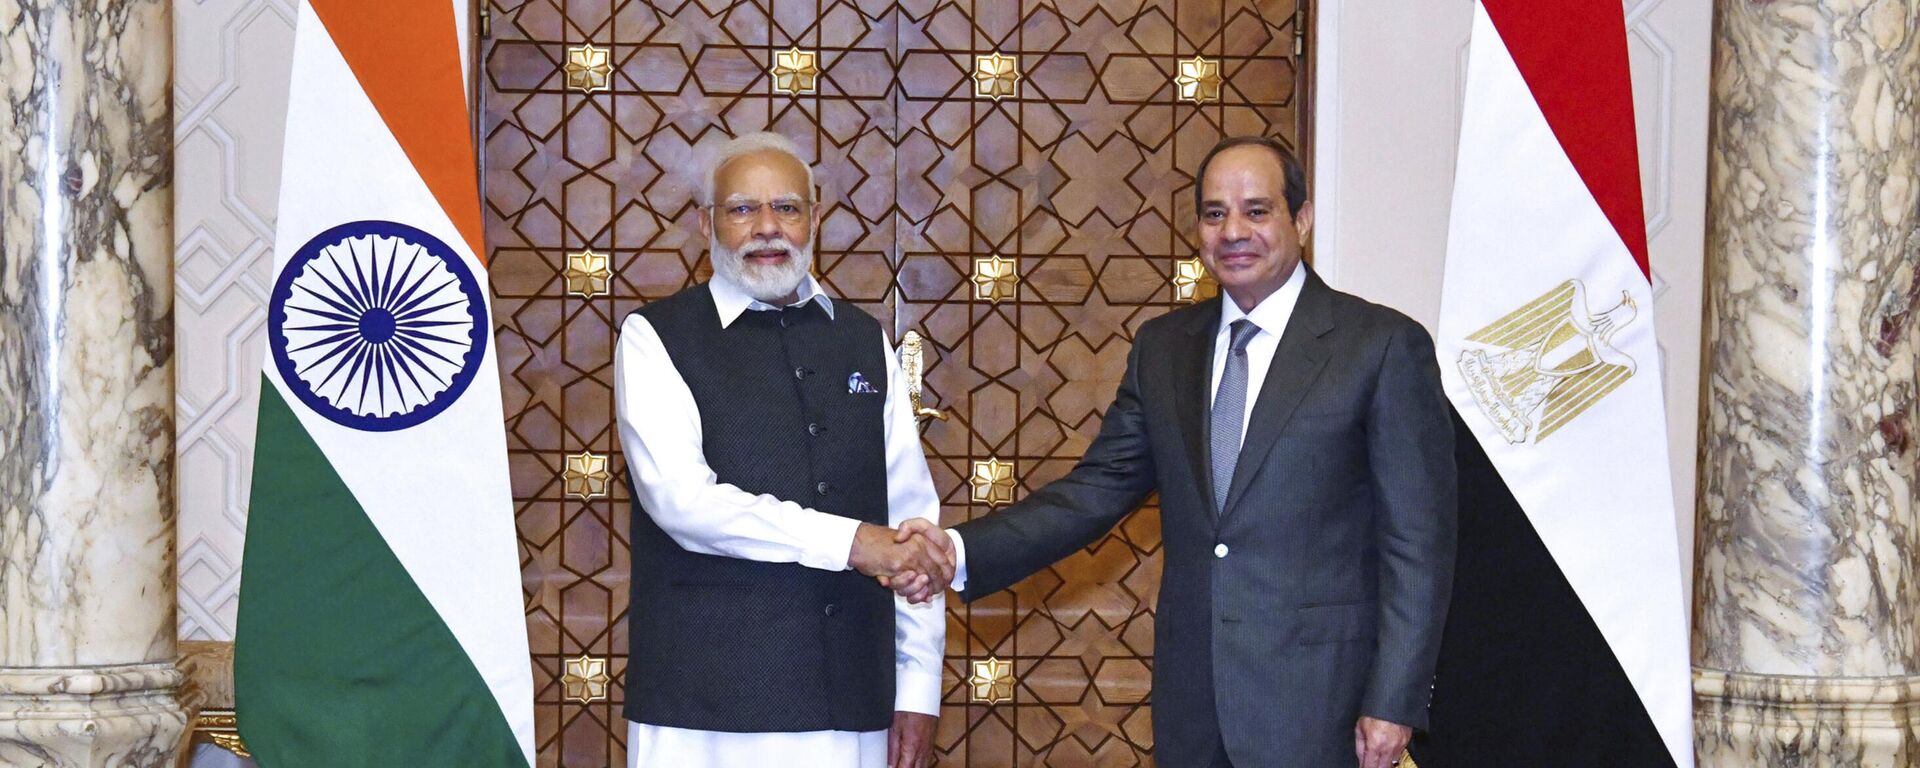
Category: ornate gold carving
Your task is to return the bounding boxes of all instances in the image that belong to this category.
[563,452,611,501]
[564,44,612,94]
[1456,279,1639,444]
[1173,257,1216,303]
[898,330,949,422]
[195,709,250,757]
[969,458,1015,507]
[971,254,1019,303]
[564,249,611,299]
[562,654,611,704]
[973,52,1020,100]
[1175,56,1223,104]
[770,47,821,95]
[968,657,1015,704]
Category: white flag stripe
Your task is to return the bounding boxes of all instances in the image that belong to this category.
[1438,5,1694,765]
[270,4,534,761]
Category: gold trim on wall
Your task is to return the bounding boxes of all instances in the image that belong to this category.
[770,47,821,95]
[563,452,611,501]
[1175,55,1223,104]
[564,44,612,93]
[972,52,1020,100]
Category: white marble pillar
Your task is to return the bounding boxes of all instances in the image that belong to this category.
[0,1,187,766]
[1695,0,1920,765]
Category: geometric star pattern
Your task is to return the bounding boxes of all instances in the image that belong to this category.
[480,0,1305,761]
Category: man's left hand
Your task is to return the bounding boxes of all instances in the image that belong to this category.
[1353,716,1411,768]
[888,711,937,768]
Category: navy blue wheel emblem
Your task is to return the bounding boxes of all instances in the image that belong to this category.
[269,220,488,432]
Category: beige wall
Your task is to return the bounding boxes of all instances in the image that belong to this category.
[173,0,295,641]
[1312,0,1711,575]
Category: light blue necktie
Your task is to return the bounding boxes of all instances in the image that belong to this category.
[1210,319,1259,515]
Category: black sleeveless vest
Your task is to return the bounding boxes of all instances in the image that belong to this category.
[622,283,895,732]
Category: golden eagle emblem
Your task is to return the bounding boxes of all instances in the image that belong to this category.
[1457,279,1638,444]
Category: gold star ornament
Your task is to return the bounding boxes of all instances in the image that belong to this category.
[564,452,611,501]
[770,47,821,95]
[565,250,611,299]
[1175,56,1222,104]
[969,657,1015,704]
[564,44,612,94]
[971,254,1020,303]
[1173,257,1216,303]
[973,52,1020,100]
[562,654,611,704]
[970,457,1016,507]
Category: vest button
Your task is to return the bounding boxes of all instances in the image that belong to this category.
[816,481,831,495]
[823,603,837,617]
[794,367,808,380]
[1214,543,1229,558]
[808,423,822,436]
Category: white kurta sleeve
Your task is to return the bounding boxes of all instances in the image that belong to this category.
[879,329,948,716]
[614,313,862,571]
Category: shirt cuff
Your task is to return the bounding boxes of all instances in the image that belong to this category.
[893,667,944,715]
[946,529,968,592]
[800,515,864,571]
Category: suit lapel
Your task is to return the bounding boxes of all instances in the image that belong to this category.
[1222,270,1336,516]
[1171,298,1220,529]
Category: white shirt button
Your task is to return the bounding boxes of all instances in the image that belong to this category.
[1214,543,1229,558]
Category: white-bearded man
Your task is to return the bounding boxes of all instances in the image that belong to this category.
[613,132,952,768]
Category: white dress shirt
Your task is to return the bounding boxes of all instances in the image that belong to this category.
[614,274,945,768]
[945,264,1308,592]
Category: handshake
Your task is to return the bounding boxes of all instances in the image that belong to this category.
[848,519,954,604]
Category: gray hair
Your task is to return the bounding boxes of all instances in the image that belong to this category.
[701,131,815,206]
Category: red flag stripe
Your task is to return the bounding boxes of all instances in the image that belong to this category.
[307,0,486,264]
[1481,0,1650,278]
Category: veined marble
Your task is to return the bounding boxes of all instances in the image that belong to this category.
[0,0,186,764]
[1697,0,1920,763]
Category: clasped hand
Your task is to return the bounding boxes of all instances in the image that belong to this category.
[848,520,953,604]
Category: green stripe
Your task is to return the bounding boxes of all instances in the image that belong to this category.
[236,377,526,767]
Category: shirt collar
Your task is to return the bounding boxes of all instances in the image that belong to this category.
[711,272,835,329]
[1218,262,1307,337]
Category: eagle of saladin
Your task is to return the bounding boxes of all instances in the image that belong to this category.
[1457,279,1639,445]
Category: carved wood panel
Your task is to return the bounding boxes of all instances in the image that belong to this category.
[480,0,1303,762]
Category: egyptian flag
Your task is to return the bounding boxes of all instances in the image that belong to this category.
[235,1,535,764]
[1411,0,1693,766]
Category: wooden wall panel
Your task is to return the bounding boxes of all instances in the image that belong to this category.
[480,0,1302,762]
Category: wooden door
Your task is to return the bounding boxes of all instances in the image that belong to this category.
[479,0,1305,762]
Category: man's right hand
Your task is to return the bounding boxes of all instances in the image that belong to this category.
[849,522,955,600]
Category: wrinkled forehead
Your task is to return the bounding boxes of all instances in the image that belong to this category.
[713,150,812,202]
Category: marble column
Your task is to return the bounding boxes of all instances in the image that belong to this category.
[0,1,187,766]
[1695,0,1920,765]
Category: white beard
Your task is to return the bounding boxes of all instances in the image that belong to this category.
[710,234,815,304]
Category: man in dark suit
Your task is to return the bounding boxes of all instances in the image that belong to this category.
[899,136,1456,768]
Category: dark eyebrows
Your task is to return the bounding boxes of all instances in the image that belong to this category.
[1199,197,1276,209]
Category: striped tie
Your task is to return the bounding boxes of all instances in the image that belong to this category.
[1211,319,1260,516]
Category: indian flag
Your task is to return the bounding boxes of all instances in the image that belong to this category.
[234,0,534,764]
[1411,0,1693,766]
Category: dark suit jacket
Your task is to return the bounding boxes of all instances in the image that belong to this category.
[955,268,1457,767]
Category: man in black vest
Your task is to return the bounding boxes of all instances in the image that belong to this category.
[613,132,953,768]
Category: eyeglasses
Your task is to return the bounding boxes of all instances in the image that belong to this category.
[710,199,813,225]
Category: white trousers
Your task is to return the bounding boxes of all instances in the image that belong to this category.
[626,720,888,768]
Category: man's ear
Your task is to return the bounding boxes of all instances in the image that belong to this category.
[698,206,712,239]
[1293,200,1315,243]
